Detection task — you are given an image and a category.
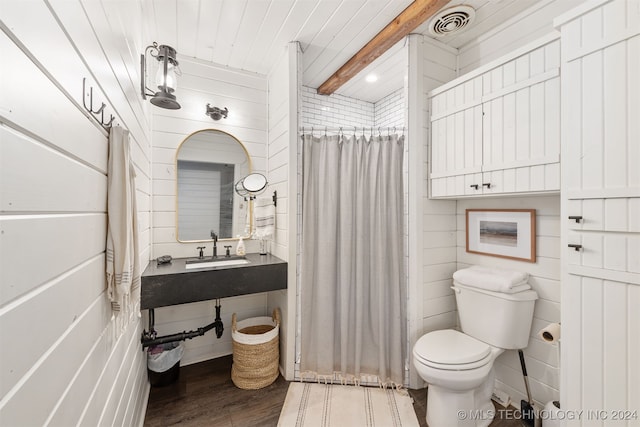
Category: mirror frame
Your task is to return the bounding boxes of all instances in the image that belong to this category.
[174,129,253,243]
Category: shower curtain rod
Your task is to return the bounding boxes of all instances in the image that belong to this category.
[299,126,405,136]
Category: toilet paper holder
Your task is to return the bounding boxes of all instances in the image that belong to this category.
[538,323,561,343]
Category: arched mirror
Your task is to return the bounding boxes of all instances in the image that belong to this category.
[176,129,251,242]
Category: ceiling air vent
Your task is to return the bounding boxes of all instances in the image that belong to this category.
[428,5,476,37]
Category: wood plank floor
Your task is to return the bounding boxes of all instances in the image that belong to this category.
[144,355,523,426]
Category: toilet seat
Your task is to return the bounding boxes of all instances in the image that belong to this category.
[414,330,493,371]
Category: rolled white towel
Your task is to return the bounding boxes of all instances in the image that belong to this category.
[453,265,530,293]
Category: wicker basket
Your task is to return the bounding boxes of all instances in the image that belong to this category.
[231,308,280,389]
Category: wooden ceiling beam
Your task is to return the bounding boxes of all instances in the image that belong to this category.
[317,0,450,96]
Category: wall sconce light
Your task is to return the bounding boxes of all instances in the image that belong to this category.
[140,42,181,110]
[206,104,228,120]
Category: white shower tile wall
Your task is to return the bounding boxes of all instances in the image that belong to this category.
[300,85,374,130]
[374,88,405,130]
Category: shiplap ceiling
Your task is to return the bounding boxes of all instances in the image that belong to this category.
[146,0,539,103]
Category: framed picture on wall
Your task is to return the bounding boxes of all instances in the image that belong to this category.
[466,209,536,263]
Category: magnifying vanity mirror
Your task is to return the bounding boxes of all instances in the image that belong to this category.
[235,173,268,199]
[176,129,251,242]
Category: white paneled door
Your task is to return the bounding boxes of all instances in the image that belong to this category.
[558,0,640,424]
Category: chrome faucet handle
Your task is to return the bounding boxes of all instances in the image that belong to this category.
[224,245,232,257]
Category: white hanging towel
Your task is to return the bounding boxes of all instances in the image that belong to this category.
[452,265,530,293]
[106,127,140,312]
[254,197,275,239]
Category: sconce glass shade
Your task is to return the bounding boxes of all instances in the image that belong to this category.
[141,43,181,110]
[155,60,176,92]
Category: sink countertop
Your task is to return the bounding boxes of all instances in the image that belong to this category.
[141,253,287,309]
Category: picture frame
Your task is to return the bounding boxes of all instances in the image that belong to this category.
[465,209,536,263]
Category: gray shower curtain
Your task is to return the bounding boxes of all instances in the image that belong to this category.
[300,133,406,386]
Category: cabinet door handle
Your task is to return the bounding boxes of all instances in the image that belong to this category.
[482,183,492,188]
[469,184,479,190]
[568,244,582,251]
[568,216,583,223]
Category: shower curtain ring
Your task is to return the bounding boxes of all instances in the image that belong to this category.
[325,126,327,136]
[378,127,381,136]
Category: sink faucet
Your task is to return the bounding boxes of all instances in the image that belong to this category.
[210,230,218,258]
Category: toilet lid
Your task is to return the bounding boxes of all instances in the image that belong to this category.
[414,330,491,365]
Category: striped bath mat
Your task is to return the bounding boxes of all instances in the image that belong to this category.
[277,382,420,427]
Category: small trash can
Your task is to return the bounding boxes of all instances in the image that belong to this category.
[147,342,184,387]
[231,308,280,390]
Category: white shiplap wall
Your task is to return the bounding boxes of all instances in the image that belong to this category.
[266,42,300,380]
[456,196,561,408]
[149,56,270,366]
[0,1,149,425]
[409,34,459,388]
[457,0,583,75]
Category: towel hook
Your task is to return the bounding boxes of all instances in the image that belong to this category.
[82,77,115,130]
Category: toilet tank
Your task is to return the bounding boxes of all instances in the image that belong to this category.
[453,281,538,349]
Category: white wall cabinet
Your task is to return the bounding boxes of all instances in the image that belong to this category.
[429,35,561,198]
[558,0,640,423]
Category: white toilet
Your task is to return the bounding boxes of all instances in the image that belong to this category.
[413,266,538,427]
